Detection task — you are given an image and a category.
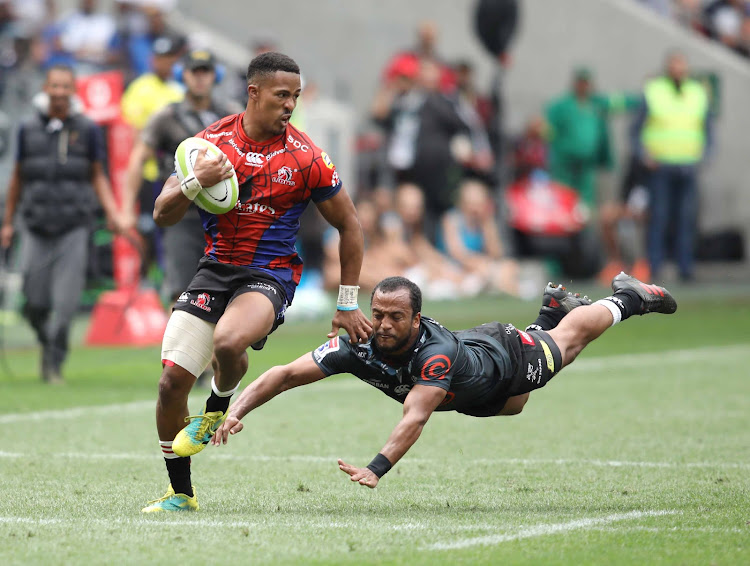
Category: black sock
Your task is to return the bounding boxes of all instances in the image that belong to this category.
[165,457,193,497]
[600,289,642,322]
[525,310,562,332]
[205,389,232,414]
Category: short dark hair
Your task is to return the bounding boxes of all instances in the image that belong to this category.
[246,52,300,84]
[46,64,75,81]
[371,277,422,317]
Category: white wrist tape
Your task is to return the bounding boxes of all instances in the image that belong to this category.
[337,285,359,311]
[180,175,202,201]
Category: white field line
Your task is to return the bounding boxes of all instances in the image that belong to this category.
[0,344,744,425]
[425,510,679,550]
[0,450,747,470]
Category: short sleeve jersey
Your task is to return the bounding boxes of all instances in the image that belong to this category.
[311,317,514,414]
[194,114,342,301]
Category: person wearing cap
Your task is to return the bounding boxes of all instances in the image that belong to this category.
[120,34,185,279]
[122,49,241,313]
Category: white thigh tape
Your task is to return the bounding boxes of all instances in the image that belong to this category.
[161,310,216,377]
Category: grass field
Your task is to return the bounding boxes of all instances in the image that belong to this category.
[1,286,749,565]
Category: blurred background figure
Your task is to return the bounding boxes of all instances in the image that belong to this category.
[120,32,185,280]
[631,50,712,283]
[56,0,117,75]
[438,179,520,296]
[0,65,124,383]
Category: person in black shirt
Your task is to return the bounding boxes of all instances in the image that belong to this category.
[212,272,676,488]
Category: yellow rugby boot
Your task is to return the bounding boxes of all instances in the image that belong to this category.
[172,408,227,457]
[141,485,198,513]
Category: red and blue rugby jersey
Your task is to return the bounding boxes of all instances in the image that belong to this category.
[195,113,342,302]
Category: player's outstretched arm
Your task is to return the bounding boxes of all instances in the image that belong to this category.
[211,353,327,446]
[338,384,447,488]
[315,188,373,343]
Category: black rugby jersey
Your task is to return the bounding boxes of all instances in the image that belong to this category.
[311,316,514,414]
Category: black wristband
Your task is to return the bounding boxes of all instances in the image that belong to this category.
[366,453,392,478]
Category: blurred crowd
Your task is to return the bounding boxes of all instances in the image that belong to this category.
[637,0,750,59]
[0,1,726,321]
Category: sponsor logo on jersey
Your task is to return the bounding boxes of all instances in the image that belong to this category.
[525,359,542,384]
[206,131,232,139]
[177,292,189,303]
[540,340,555,372]
[266,148,286,160]
[235,201,277,216]
[321,151,334,169]
[190,292,212,312]
[286,135,309,152]
[517,329,536,346]
[246,152,264,167]
[394,384,411,395]
[331,170,340,188]
[272,165,297,186]
[505,323,515,335]
[421,354,451,380]
[363,379,390,390]
[313,336,340,362]
[228,137,245,157]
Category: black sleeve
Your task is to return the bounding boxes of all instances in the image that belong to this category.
[412,342,458,392]
[311,335,356,376]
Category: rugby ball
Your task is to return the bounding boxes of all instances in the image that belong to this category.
[174,137,239,214]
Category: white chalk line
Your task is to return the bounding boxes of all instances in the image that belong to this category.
[425,510,679,550]
[0,343,745,425]
[0,450,746,470]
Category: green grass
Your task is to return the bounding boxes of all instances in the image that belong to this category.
[0,289,749,565]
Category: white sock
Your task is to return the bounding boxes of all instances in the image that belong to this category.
[211,377,239,397]
[594,299,622,326]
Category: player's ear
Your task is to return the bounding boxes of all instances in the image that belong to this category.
[413,312,421,328]
[247,84,259,102]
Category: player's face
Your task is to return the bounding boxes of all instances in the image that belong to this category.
[43,68,75,115]
[248,71,301,137]
[183,67,215,98]
[370,289,420,355]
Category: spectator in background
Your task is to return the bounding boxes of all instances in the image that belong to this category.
[511,114,548,182]
[120,33,184,276]
[388,183,482,300]
[452,60,495,179]
[631,50,712,282]
[323,198,410,292]
[702,0,750,51]
[0,65,125,383]
[112,2,176,81]
[373,59,471,242]
[546,67,619,208]
[56,0,118,74]
[382,20,456,94]
[438,179,519,296]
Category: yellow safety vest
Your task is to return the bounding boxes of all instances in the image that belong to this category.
[641,77,708,165]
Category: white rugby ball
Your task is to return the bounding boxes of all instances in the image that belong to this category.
[174,137,239,214]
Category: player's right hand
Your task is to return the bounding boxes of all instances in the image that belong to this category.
[329,308,373,344]
[211,414,244,446]
[193,147,234,188]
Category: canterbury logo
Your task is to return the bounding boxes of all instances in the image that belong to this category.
[639,283,664,296]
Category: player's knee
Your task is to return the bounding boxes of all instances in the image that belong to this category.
[213,333,248,362]
[158,366,193,404]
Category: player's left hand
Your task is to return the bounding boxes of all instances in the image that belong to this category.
[337,459,379,488]
[329,308,372,344]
